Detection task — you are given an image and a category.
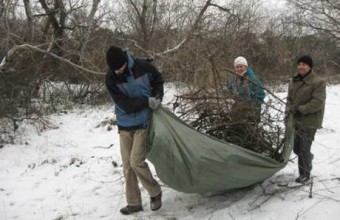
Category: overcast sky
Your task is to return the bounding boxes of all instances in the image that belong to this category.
[263,0,287,9]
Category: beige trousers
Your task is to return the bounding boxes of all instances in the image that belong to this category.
[119,129,161,206]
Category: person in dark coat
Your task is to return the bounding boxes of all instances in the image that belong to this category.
[105,46,164,214]
[286,55,326,183]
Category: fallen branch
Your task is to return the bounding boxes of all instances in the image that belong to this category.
[93,144,114,149]
[11,115,59,134]
[249,182,306,211]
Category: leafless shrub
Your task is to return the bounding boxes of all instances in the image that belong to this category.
[170,82,287,161]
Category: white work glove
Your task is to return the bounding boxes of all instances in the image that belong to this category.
[148,97,161,110]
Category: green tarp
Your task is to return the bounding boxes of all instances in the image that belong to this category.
[146,107,294,193]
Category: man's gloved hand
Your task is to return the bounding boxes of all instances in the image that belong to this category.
[149,97,161,110]
[287,105,298,115]
[291,105,302,116]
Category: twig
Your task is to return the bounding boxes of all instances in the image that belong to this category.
[309,176,313,198]
[249,194,275,211]
[249,182,305,210]
[311,192,340,202]
[93,144,114,149]
[295,199,330,220]
[249,183,266,206]
[295,209,303,220]
[228,212,236,220]
[317,178,335,194]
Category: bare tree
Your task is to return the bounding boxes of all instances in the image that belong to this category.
[0,0,4,18]
[23,0,34,41]
[127,0,158,49]
[113,0,219,57]
[287,0,340,42]
[38,0,66,56]
[1,0,339,127]
[78,0,101,56]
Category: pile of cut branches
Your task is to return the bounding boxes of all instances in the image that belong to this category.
[171,88,287,161]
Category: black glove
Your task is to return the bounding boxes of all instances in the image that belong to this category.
[287,105,298,115]
[148,97,161,110]
[292,105,303,116]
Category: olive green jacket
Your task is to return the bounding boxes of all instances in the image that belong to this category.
[287,71,326,130]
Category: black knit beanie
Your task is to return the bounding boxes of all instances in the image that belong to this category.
[297,55,313,68]
[106,46,127,70]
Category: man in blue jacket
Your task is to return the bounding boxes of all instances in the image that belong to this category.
[105,46,164,215]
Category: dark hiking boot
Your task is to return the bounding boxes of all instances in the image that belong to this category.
[150,191,162,211]
[295,176,310,184]
[120,205,143,215]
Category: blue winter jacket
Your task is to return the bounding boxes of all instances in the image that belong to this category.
[105,53,164,130]
[227,68,265,108]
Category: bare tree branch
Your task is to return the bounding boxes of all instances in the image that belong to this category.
[79,0,101,56]
[0,44,105,75]
[123,0,213,57]
[23,0,34,41]
[288,0,340,41]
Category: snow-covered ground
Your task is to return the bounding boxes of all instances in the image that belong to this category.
[1,84,339,220]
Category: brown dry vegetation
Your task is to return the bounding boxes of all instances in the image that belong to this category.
[0,0,339,145]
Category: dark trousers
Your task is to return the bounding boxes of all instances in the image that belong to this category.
[293,129,316,178]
